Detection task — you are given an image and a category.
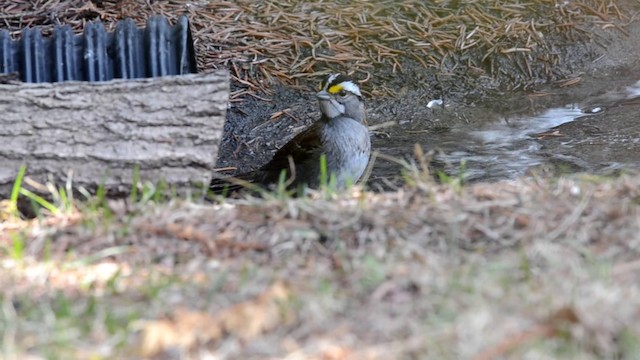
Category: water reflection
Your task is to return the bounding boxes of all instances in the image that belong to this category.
[371,79,640,186]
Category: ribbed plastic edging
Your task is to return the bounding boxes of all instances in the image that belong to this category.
[0,15,197,83]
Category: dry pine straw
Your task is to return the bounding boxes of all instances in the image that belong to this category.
[0,0,628,95]
[6,173,638,264]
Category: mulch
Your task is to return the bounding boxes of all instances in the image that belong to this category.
[0,0,630,96]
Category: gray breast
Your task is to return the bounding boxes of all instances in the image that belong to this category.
[321,117,371,188]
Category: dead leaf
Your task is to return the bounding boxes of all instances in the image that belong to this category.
[140,281,292,357]
[218,280,293,341]
[140,308,221,357]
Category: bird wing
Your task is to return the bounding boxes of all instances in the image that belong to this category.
[209,122,323,196]
[260,122,322,172]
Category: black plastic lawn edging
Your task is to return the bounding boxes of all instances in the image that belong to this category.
[0,15,197,83]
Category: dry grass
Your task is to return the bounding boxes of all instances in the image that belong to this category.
[0,0,630,95]
[1,1,639,358]
[9,172,639,264]
[1,172,639,358]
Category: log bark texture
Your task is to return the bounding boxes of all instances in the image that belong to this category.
[0,71,228,197]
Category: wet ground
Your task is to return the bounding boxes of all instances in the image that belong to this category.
[218,66,640,190]
[368,65,640,188]
[215,13,640,190]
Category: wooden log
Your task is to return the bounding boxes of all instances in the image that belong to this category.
[0,71,228,198]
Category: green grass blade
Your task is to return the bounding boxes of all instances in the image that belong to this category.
[10,232,25,260]
[95,177,108,211]
[319,154,328,188]
[10,165,27,213]
[19,188,60,215]
[58,187,69,212]
[130,165,140,204]
[154,179,167,203]
[276,170,288,197]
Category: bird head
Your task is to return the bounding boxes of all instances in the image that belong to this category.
[316,73,367,125]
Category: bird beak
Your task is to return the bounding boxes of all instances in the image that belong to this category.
[316,90,331,101]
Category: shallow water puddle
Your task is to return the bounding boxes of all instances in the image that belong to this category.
[625,79,640,98]
[441,105,588,181]
[373,79,640,185]
[444,79,640,181]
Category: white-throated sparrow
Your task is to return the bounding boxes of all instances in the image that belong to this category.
[210,73,371,194]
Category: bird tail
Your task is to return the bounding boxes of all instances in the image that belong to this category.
[209,171,263,196]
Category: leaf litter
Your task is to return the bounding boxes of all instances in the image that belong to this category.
[2,172,640,358]
[1,0,639,358]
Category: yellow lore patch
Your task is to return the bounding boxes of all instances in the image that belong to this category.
[328,84,343,94]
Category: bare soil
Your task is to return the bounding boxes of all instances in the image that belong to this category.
[214,2,640,185]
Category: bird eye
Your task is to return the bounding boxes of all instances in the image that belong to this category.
[338,90,347,97]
